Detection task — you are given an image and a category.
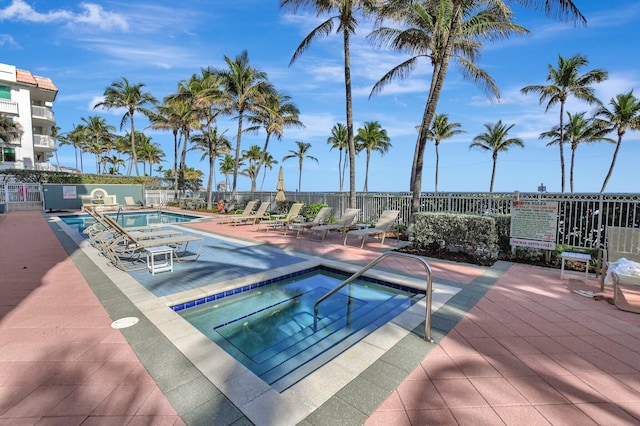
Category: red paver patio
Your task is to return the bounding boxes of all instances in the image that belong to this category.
[1,210,640,425]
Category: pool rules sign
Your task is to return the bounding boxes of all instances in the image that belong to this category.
[510,200,558,250]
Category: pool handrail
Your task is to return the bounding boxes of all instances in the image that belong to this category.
[312,252,435,342]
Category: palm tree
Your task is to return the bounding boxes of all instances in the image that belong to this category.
[355,121,391,192]
[469,120,524,192]
[191,127,231,209]
[136,135,165,176]
[282,141,319,192]
[94,77,157,176]
[81,115,115,175]
[540,111,613,193]
[207,51,274,207]
[427,113,465,192]
[247,91,304,182]
[241,144,264,192]
[327,123,349,192]
[219,154,236,192]
[105,155,125,175]
[0,114,20,143]
[260,152,278,191]
[369,0,530,217]
[521,53,607,192]
[66,124,87,173]
[593,91,640,193]
[281,0,379,208]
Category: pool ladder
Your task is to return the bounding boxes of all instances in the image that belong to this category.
[312,252,435,342]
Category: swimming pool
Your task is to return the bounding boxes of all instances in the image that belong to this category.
[177,266,423,392]
[59,211,201,233]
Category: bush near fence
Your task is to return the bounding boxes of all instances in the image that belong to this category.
[409,212,499,264]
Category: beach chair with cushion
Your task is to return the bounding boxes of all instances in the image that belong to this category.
[227,201,271,226]
[601,226,640,313]
[212,200,258,224]
[102,218,204,271]
[286,207,332,237]
[308,208,360,241]
[257,203,304,231]
[124,196,143,209]
[344,210,400,248]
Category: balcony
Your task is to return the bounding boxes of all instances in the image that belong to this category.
[0,99,18,115]
[31,105,55,125]
[33,134,56,151]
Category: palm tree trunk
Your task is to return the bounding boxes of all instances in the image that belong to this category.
[559,102,566,192]
[207,156,214,210]
[173,131,179,191]
[364,151,370,192]
[570,146,576,193]
[490,156,497,193]
[338,148,343,192]
[410,0,463,220]
[601,135,622,193]
[343,27,356,209]
[130,113,140,176]
[230,111,244,210]
[435,143,440,193]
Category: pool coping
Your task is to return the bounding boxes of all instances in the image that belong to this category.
[48,215,509,425]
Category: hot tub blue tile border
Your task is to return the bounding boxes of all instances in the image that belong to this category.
[171,265,423,312]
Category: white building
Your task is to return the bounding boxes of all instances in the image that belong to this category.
[0,62,58,171]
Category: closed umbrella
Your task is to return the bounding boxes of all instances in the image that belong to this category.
[276,166,286,202]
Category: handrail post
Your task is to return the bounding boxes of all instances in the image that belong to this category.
[313,252,434,342]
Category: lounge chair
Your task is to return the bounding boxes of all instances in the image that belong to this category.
[286,207,332,237]
[102,217,204,271]
[308,208,360,241]
[212,200,258,224]
[258,203,304,231]
[344,210,400,248]
[227,201,271,226]
[601,226,640,313]
[124,196,143,209]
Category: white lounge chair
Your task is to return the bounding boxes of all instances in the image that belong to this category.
[124,196,143,209]
[344,210,400,248]
[228,201,271,226]
[258,203,304,231]
[308,208,360,241]
[212,200,258,224]
[286,207,332,237]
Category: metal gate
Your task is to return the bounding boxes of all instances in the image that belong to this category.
[1,183,43,211]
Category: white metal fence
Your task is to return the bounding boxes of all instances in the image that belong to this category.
[163,190,640,250]
[0,182,43,211]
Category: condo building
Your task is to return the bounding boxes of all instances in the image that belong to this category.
[0,62,58,171]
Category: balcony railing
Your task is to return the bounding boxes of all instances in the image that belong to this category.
[31,105,55,121]
[33,134,56,150]
[0,99,18,115]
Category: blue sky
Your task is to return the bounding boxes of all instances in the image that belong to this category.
[1,0,639,194]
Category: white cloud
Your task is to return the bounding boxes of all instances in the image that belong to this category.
[0,33,19,48]
[0,0,128,31]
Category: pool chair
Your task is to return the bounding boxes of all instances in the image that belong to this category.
[227,201,271,226]
[212,200,258,224]
[102,217,204,271]
[285,206,332,237]
[124,196,143,209]
[343,209,400,248]
[308,208,360,241]
[257,203,305,231]
[601,226,640,313]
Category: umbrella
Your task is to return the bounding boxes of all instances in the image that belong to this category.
[275,166,286,202]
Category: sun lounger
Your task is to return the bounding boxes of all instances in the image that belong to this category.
[227,201,271,226]
[286,207,332,237]
[308,208,360,241]
[601,226,640,313]
[101,217,203,271]
[124,196,143,209]
[258,203,304,231]
[344,210,399,248]
[211,200,258,224]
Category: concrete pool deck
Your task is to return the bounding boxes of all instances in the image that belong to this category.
[2,210,640,425]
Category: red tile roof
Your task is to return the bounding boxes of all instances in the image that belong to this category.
[15,68,58,93]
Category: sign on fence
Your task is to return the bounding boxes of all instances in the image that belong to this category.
[510,200,558,250]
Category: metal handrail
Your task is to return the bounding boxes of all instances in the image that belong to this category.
[312,252,435,342]
[115,205,123,226]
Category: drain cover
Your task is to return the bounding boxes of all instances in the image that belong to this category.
[111,317,139,329]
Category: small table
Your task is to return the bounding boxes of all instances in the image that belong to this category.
[146,246,174,275]
[561,252,591,283]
